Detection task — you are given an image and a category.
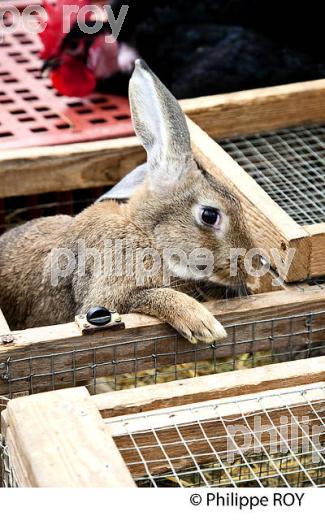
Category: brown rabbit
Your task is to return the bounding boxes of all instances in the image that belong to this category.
[0,60,255,343]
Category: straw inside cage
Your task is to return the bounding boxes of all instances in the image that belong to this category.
[220,123,325,226]
[109,385,325,488]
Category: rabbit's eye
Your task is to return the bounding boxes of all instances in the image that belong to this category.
[200,207,221,227]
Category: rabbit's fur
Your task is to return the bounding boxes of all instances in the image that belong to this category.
[103,0,325,98]
[0,61,255,343]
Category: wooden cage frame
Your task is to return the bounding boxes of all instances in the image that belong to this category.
[2,357,325,487]
[0,281,325,398]
[0,78,324,281]
[1,78,325,398]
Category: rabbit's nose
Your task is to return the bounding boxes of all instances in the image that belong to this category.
[197,264,208,271]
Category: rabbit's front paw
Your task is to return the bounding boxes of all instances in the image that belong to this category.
[170,301,227,345]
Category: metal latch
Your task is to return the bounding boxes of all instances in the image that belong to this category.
[75,306,125,334]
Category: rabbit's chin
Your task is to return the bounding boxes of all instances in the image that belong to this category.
[208,272,261,295]
[208,272,247,289]
[166,259,209,281]
[166,258,247,287]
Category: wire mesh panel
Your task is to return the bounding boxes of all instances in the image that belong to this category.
[0,437,18,488]
[108,385,325,487]
[0,394,16,487]
[220,124,325,226]
[0,186,112,235]
[1,309,325,399]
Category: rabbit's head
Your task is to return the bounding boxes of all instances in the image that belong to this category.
[126,60,256,290]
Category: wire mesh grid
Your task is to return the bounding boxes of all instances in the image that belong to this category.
[110,385,325,487]
[1,309,325,399]
[0,185,112,235]
[220,124,325,226]
[0,436,18,488]
[0,394,17,487]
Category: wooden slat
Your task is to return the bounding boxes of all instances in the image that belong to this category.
[95,356,325,418]
[4,387,135,487]
[181,78,325,139]
[304,224,325,278]
[0,286,325,396]
[107,382,325,434]
[0,136,145,198]
[189,118,311,281]
[2,425,32,487]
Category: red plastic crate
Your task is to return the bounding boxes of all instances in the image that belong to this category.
[0,2,133,149]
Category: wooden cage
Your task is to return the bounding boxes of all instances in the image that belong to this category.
[1,358,325,487]
[0,281,325,400]
[1,79,325,488]
[0,79,325,400]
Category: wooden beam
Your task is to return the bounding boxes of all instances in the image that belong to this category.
[1,286,325,396]
[106,382,325,434]
[1,419,32,487]
[4,387,135,487]
[304,224,325,278]
[0,136,145,198]
[95,355,325,418]
[189,118,311,281]
[181,78,325,139]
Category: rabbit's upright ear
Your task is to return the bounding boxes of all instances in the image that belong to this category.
[129,59,194,193]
